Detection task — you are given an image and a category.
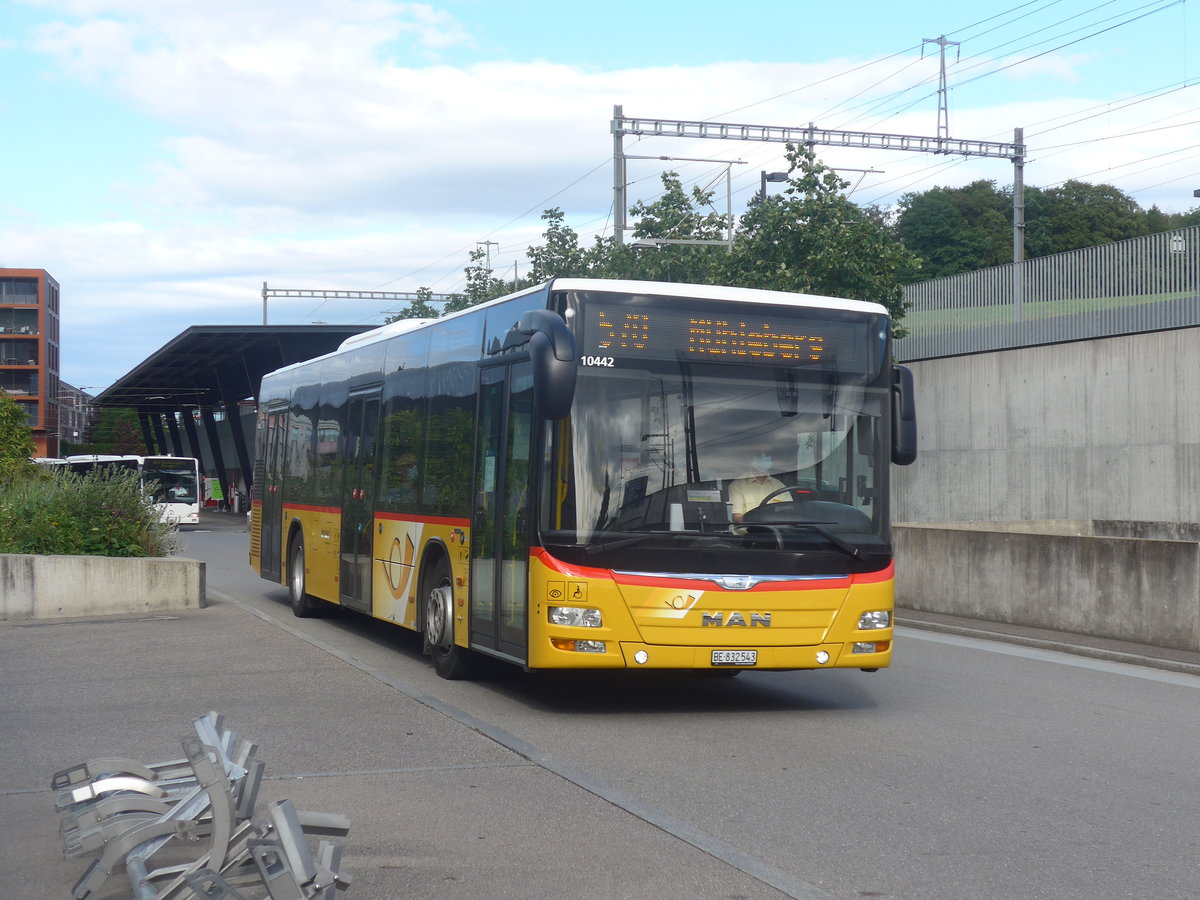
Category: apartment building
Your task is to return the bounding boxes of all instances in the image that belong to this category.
[0,268,61,457]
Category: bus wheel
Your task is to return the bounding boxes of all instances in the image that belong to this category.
[288,535,321,618]
[422,558,477,680]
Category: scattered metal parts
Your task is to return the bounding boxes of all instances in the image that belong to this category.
[51,711,352,899]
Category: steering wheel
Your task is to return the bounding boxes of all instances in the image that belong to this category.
[753,485,809,508]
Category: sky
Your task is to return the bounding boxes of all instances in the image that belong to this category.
[1,0,1197,393]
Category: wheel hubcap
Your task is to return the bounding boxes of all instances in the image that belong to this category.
[426,581,453,651]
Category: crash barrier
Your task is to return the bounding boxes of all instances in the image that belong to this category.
[52,711,352,899]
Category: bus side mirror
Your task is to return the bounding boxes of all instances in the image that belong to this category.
[518,309,578,420]
[891,365,917,466]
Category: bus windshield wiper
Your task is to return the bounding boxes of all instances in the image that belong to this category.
[579,532,662,555]
[743,520,865,560]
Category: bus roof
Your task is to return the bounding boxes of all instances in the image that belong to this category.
[546,278,890,317]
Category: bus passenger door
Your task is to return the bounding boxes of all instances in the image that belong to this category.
[260,405,288,582]
[339,389,381,613]
[471,363,535,662]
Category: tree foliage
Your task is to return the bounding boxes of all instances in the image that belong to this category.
[728,145,920,325]
[385,153,1198,326]
[385,286,441,322]
[0,391,34,462]
[500,147,919,329]
[895,178,1196,280]
[89,407,148,455]
[0,390,36,484]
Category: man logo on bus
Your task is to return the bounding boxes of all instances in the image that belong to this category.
[701,612,772,627]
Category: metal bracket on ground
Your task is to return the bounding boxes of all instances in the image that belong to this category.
[51,711,352,899]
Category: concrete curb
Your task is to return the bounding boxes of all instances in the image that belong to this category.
[898,610,1200,678]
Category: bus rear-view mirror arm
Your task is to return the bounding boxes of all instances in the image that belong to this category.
[516,309,578,420]
[891,364,917,466]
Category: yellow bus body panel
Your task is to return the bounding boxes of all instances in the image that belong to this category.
[286,507,342,603]
[373,516,470,636]
[526,552,893,671]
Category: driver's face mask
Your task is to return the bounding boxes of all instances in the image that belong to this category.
[752,454,772,474]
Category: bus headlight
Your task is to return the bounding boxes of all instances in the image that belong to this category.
[858,610,891,630]
[549,606,602,628]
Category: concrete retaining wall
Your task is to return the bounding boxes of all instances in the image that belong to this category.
[892,328,1200,525]
[895,522,1200,651]
[0,554,206,620]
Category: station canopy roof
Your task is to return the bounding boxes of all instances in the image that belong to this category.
[94,324,376,412]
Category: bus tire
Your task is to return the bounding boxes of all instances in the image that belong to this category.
[422,556,478,680]
[288,534,322,618]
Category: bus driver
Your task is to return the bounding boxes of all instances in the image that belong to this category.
[729,454,787,523]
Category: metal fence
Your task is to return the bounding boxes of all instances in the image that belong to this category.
[895,225,1200,361]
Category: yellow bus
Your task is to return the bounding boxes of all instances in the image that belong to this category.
[249,279,917,679]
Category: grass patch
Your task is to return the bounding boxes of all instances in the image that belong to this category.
[904,290,1196,335]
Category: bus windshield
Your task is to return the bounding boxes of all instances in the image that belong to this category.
[540,360,891,571]
[142,458,200,505]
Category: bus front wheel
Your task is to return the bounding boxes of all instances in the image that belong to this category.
[288,535,322,618]
[422,558,477,680]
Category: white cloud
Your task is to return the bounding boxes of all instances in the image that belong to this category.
[9,1,1199,390]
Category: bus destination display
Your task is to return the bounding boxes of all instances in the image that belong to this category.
[581,303,866,368]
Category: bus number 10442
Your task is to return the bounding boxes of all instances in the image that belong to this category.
[581,356,615,367]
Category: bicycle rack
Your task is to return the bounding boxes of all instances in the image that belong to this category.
[51,712,352,899]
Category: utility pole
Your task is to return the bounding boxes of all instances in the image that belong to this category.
[613,104,627,245]
[477,240,499,274]
[923,35,961,144]
[1012,126,1026,322]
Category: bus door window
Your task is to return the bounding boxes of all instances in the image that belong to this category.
[540,418,575,532]
[500,366,535,655]
[471,371,503,644]
[470,362,534,661]
[260,405,288,581]
[339,389,381,612]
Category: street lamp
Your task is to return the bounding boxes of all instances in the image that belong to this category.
[760,171,787,200]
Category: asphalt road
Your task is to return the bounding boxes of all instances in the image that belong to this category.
[179,523,1200,900]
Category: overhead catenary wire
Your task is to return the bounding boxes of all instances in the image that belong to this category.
[361,0,1196,300]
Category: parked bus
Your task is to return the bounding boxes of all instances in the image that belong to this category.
[64,454,202,525]
[141,456,202,525]
[250,279,917,679]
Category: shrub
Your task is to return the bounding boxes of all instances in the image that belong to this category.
[0,467,177,557]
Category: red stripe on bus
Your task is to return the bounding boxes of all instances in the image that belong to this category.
[276,504,472,528]
[852,561,895,584]
[533,547,893,590]
[376,511,471,528]
[612,572,854,591]
[282,502,341,515]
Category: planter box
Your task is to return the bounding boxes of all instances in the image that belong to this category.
[0,553,206,620]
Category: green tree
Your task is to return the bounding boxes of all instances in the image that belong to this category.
[525,208,588,282]
[443,247,508,313]
[623,172,730,284]
[895,180,1011,279]
[0,390,35,483]
[1024,181,1147,257]
[90,407,148,455]
[384,286,442,323]
[729,144,920,329]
